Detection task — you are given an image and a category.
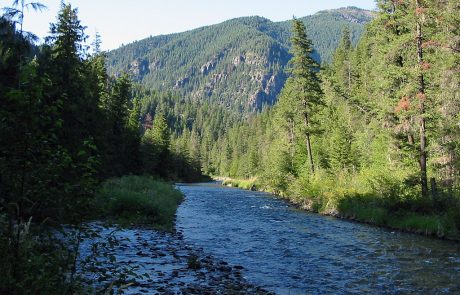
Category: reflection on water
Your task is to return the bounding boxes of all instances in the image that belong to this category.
[176,183,460,294]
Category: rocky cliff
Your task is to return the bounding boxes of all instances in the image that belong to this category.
[107,7,372,112]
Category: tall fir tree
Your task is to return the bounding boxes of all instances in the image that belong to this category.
[287,18,323,174]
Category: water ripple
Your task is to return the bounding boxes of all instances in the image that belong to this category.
[177,184,460,294]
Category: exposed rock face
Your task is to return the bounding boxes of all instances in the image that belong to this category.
[107,8,371,112]
[323,7,374,25]
[200,61,216,75]
[129,58,149,77]
[191,49,286,110]
[200,53,225,75]
[248,73,285,110]
[339,12,369,24]
[233,55,245,66]
[245,52,266,66]
[203,72,229,96]
[174,77,189,89]
[149,59,161,71]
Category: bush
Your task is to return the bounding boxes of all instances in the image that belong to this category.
[95,176,183,230]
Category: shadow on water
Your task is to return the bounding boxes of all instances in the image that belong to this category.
[176,183,460,294]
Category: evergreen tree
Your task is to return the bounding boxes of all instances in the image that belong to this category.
[331,27,353,94]
[287,18,323,174]
[43,3,102,214]
[3,0,46,37]
[141,111,170,176]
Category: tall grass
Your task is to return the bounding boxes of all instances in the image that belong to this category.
[95,176,183,230]
[261,168,460,240]
[221,177,258,190]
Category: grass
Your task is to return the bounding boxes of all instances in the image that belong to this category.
[386,213,456,237]
[221,177,258,190]
[319,192,459,240]
[255,168,460,241]
[95,175,184,230]
[295,192,459,240]
[213,173,460,240]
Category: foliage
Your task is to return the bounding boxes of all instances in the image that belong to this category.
[0,216,71,294]
[107,7,371,112]
[177,2,460,239]
[0,2,204,293]
[1,1,459,293]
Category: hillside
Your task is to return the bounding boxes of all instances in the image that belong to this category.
[107,7,372,112]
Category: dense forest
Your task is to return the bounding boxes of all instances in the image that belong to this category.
[107,7,371,112]
[0,2,202,292]
[129,1,460,238]
[195,0,460,237]
[1,0,460,293]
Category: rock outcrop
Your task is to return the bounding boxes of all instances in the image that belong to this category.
[174,77,189,89]
[129,58,149,77]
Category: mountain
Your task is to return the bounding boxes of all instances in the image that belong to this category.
[107,7,372,112]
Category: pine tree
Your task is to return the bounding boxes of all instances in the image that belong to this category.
[141,111,170,176]
[414,0,428,198]
[3,0,46,37]
[46,3,91,153]
[287,18,323,174]
[151,111,170,152]
[331,27,353,94]
[432,0,460,190]
[356,0,435,198]
[44,3,102,214]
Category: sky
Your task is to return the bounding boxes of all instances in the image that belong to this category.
[5,0,376,51]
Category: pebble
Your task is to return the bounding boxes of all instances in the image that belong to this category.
[78,224,272,294]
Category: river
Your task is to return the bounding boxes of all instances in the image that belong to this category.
[176,183,460,294]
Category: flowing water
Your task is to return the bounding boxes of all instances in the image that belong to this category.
[176,183,460,294]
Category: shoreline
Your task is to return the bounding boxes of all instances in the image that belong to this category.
[83,176,272,293]
[78,222,272,294]
[213,176,460,242]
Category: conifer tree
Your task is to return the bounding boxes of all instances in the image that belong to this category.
[3,0,46,37]
[332,27,352,93]
[141,111,170,176]
[287,18,323,174]
[414,0,428,198]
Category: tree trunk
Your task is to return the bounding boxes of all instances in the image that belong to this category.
[347,60,351,91]
[306,132,314,174]
[303,110,315,174]
[408,134,414,145]
[416,0,428,198]
[288,118,295,157]
[287,117,296,169]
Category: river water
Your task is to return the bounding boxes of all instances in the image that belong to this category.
[176,183,460,294]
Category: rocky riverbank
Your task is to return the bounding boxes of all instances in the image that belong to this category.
[79,223,272,294]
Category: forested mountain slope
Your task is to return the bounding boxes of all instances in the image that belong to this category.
[107,7,372,112]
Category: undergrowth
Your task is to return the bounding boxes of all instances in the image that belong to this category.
[258,167,460,240]
[95,175,184,230]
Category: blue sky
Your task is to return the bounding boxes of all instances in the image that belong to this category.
[7,0,376,50]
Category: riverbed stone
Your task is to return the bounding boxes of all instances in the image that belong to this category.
[77,222,272,294]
